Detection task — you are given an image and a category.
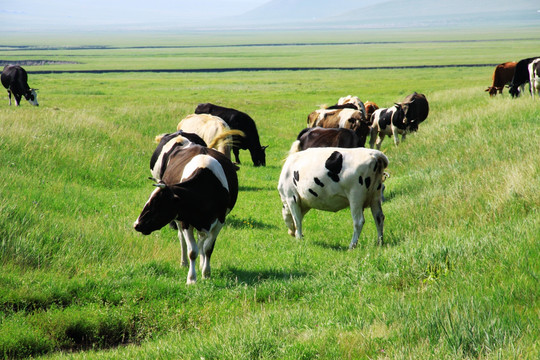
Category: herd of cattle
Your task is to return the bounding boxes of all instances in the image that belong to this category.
[132,92,429,283]
[0,59,533,284]
[485,56,540,97]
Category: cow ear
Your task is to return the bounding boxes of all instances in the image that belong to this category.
[261,145,269,150]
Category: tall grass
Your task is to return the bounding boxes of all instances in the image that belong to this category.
[0,34,539,359]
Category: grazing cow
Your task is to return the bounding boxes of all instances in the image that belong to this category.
[528,58,540,98]
[150,130,207,181]
[307,108,370,146]
[485,62,517,96]
[289,127,363,154]
[177,114,244,161]
[509,57,540,97]
[1,65,38,106]
[194,103,267,166]
[278,147,388,248]
[364,101,379,121]
[134,145,238,284]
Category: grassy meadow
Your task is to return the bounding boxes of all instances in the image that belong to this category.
[0,30,539,359]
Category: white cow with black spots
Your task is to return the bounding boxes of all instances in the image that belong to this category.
[278,147,388,249]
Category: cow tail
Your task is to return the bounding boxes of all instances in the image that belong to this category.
[375,152,389,178]
[288,140,302,155]
[208,129,245,149]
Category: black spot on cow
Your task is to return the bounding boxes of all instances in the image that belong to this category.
[293,195,297,203]
[358,176,363,185]
[377,183,382,190]
[325,151,342,183]
[294,171,299,181]
[365,177,371,189]
[374,161,378,173]
[314,177,325,187]
[308,189,319,197]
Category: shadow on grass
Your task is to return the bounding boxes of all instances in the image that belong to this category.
[221,267,307,286]
[311,232,401,251]
[226,216,278,230]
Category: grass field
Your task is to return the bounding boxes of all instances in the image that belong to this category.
[0,30,539,359]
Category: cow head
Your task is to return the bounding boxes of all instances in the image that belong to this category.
[399,101,420,132]
[25,89,39,106]
[251,145,268,167]
[509,85,521,98]
[134,183,179,235]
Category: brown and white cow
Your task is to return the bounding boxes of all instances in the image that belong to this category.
[485,62,517,96]
[177,114,244,161]
[278,147,388,248]
[134,145,238,284]
[307,108,370,146]
[528,58,540,98]
[289,127,363,154]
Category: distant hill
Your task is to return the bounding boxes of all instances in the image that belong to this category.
[230,0,540,29]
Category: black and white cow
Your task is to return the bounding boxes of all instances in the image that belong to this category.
[195,103,267,166]
[528,58,540,98]
[1,65,38,106]
[278,147,388,249]
[509,57,540,98]
[369,104,407,149]
[134,145,238,284]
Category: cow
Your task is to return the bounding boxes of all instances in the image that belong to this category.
[307,108,370,147]
[289,127,363,154]
[369,104,407,149]
[485,62,517,96]
[1,65,38,106]
[509,57,540,97]
[278,147,388,249]
[400,92,429,129]
[194,103,267,166]
[364,101,379,121]
[134,145,238,284]
[528,58,540,98]
[177,114,244,161]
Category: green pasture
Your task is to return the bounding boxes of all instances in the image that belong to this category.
[0,31,539,359]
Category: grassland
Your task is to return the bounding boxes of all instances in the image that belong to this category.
[0,30,539,359]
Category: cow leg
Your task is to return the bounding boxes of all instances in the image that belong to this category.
[371,201,385,246]
[182,227,199,284]
[369,127,378,149]
[7,90,12,106]
[199,221,224,279]
[349,203,365,250]
[233,147,241,164]
[175,221,188,267]
[285,198,305,239]
[392,126,400,146]
[14,93,21,106]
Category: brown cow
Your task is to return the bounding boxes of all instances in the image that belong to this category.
[485,62,517,96]
[364,101,379,121]
[289,127,363,154]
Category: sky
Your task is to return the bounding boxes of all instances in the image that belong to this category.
[0,0,271,32]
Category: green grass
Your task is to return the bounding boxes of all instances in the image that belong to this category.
[0,31,539,359]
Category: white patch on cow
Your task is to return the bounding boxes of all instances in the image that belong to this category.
[337,108,358,128]
[27,89,38,106]
[151,135,190,180]
[133,187,161,228]
[181,154,229,191]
